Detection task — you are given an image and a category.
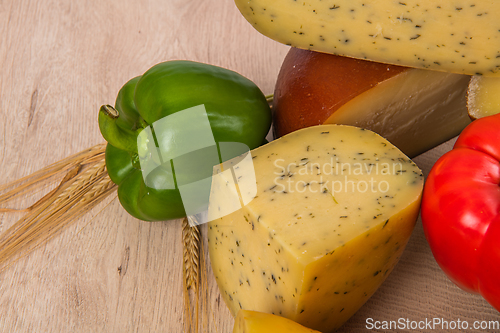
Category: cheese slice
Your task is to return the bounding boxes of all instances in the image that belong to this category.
[467,76,500,119]
[233,310,321,333]
[235,0,500,76]
[208,125,423,332]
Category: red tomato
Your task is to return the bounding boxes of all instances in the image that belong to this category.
[421,112,500,311]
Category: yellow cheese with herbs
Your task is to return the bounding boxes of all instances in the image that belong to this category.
[235,0,500,76]
[233,310,321,333]
[208,125,423,332]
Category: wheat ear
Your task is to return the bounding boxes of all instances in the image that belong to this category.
[0,146,116,271]
[0,143,209,333]
[182,217,202,333]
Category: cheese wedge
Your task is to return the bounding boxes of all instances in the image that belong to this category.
[208,125,423,332]
[235,0,500,76]
[467,76,500,119]
[233,310,321,333]
[273,48,472,157]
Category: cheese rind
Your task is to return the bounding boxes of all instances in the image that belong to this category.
[233,310,321,333]
[235,0,500,76]
[208,125,423,332]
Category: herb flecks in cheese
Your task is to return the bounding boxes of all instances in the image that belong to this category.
[208,125,423,332]
[235,0,500,76]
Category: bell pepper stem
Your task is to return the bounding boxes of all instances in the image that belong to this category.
[98,105,140,154]
[265,93,273,107]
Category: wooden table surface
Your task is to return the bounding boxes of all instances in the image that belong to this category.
[0,0,498,332]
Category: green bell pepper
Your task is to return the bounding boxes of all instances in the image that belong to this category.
[99,60,271,221]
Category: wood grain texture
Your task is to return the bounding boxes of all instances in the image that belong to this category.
[0,0,498,332]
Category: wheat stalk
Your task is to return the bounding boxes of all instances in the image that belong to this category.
[183,217,201,290]
[0,145,116,271]
[182,216,202,333]
[0,143,107,208]
[0,143,209,333]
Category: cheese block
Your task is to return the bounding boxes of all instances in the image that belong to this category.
[208,125,423,332]
[467,76,500,120]
[233,310,321,333]
[234,0,500,76]
[273,48,471,157]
